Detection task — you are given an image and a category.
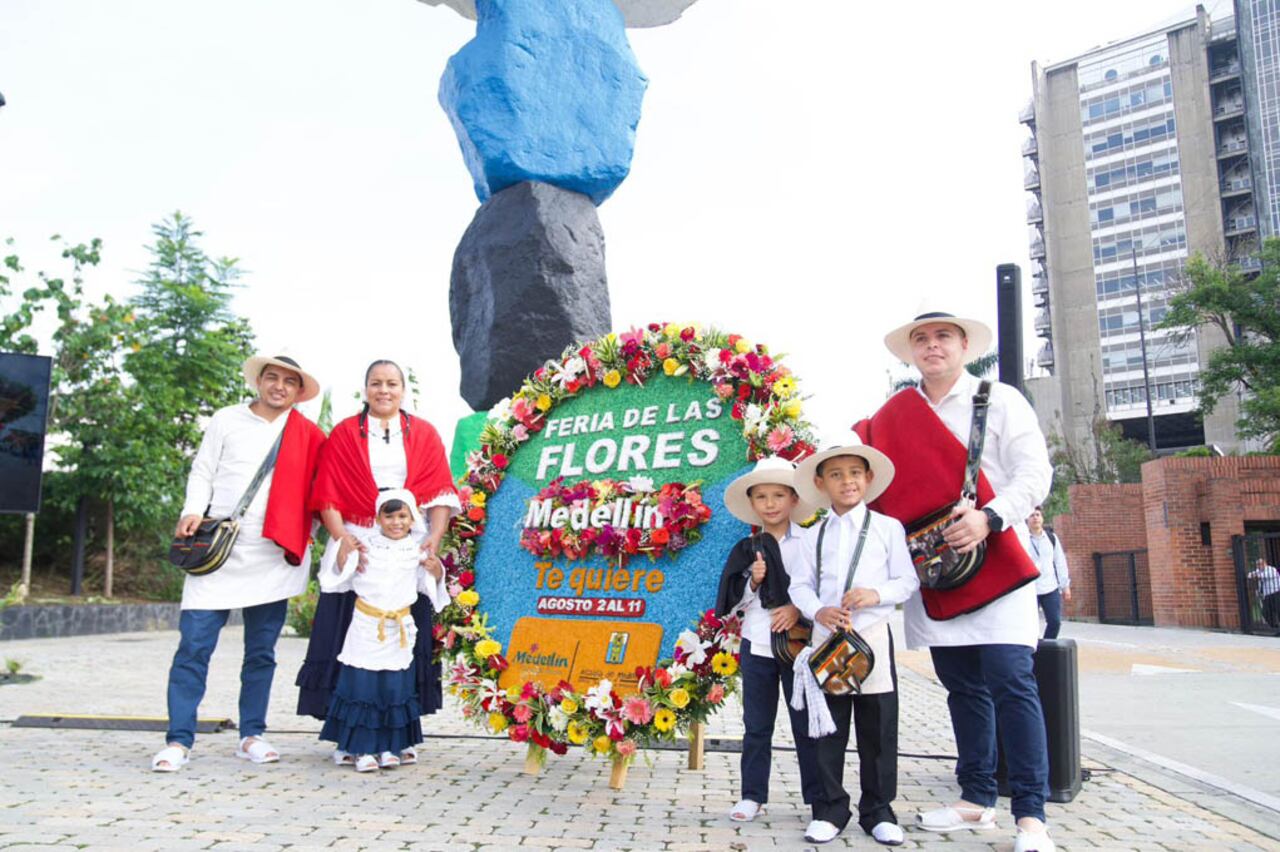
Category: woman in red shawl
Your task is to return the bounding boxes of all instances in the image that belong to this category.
[296,360,460,765]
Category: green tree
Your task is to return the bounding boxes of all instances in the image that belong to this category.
[1160,241,1280,450]
[1043,416,1154,520]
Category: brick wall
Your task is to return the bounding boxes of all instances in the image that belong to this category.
[1052,484,1146,621]
[1049,456,1280,630]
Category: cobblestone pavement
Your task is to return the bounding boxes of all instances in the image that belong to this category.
[1,627,1278,851]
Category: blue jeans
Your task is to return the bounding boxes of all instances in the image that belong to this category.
[930,644,1049,822]
[165,600,288,748]
[739,638,821,806]
[1038,591,1063,639]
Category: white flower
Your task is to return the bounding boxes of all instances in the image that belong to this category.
[667,661,691,680]
[584,679,614,712]
[550,357,586,389]
[625,475,655,494]
[489,397,512,423]
[675,629,709,666]
[548,706,570,732]
[719,632,742,655]
[703,349,723,374]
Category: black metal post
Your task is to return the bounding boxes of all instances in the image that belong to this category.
[1129,552,1141,625]
[1093,553,1105,622]
[70,495,87,596]
[1130,248,1158,451]
[996,263,1024,391]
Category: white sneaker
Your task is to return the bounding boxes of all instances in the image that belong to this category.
[870,822,905,846]
[803,820,841,844]
[1014,826,1056,852]
[729,799,763,822]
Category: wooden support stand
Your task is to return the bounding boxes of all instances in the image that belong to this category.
[687,721,705,770]
[609,755,629,790]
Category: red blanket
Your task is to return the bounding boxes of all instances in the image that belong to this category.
[262,409,327,566]
[309,412,457,527]
[853,388,1038,620]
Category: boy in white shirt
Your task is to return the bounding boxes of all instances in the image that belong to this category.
[1026,507,1071,639]
[788,441,918,846]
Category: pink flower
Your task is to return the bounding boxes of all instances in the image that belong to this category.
[511,423,529,442]
[767,425,795,454]
[621,696,653,725]
[513,704,533,723]
[616,739,637,758]
[707,684,726,705]
[511,397,534,421]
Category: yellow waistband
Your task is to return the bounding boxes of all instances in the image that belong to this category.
[354,598,412,648]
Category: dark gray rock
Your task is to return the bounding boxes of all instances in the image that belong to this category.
[450,181,611,410]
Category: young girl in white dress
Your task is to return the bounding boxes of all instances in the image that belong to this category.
[317,488,449,772]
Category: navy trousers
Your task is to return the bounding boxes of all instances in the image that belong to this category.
[739,638,822,806]
[1037,590,1063,639]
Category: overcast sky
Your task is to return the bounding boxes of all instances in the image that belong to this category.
[0,0,1219,450]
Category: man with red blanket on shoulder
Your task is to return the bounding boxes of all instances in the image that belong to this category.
[853,305,1055,852]
[152,354,326,773]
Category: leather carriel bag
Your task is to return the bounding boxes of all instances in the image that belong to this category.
[168,429,284,576]
[807,512,877,696]
[905,380,991,591]
[771,618,813,667]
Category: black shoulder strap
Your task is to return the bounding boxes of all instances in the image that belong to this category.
[230,426,285,520]
[814,512,873,595]
[961,380,992,503]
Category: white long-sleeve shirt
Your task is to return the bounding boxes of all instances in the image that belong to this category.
[788,502,918,647]
[734,522,806,658]
[319,527,450,671]
[903,371,1053,650]
[178,403,308,611]
[1028,530,1070,595]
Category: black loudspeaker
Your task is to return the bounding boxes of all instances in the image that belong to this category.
[996,638,1082,804]
[996,263,1023,391]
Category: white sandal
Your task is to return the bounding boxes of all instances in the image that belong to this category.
[377,751,401,769]
[333,749,355,766]
[354,754,379,773]
[916,805,997,832]
[235,736,280,764]
[729,799,764,822]
[151,744,189,773]
[399,746,418,765]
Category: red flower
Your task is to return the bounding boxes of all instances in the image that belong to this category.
[488,654,509,672]
[459,569,475,587]
[468,507,486,522]
[654,668,672,688]
[491,453,509,470]
[510,724,530,743]
[648,527,670,546]
[549,740,568,756]
[531,731,552,749]
[727,334,741,347]
[736,383,752,401]
[680,327,695,342]
[648,322,663,332]
[731,402,745,420]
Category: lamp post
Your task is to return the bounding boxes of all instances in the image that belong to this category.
[1130,247,1158,452]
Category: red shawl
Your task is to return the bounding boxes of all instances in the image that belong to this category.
[854,388,1038,621]
[262,409,327,566]
[309,411,458,527]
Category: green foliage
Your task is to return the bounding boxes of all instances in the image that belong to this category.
[891,349,998,393]
[1160,242,1280,450]
[287,579,320,638]
[4,659,22,675]
[0,214,256,598]
[1174,446,1215,458]
[1043,418,1154,520]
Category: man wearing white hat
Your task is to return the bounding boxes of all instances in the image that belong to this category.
[152,353,326,772]
[856,307,1055,852]
[786,441,918,846]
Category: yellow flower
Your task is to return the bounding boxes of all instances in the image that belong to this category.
[603,370,622,389]
[783,399,803,419]
[663,322,681,338]
[668,687,690,709]
[470,491,487,507]
[536,394,553,412]
[506,685,523,703]
[773,376,797,399]
[606,332,617,343]
[662,357,680,376]
[560,698,579,715]
[566,720,589,745]
[488,712,508,733]
[734,338,753,354]
[712,652,739,677]
[456,589,480,607]
[592,735,613,755]
[475,639,501,658]
[653,707,677,732]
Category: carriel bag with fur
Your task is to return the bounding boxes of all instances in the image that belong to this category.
[904,380,991,590]
[806,512,877,696]
[168,429,284,576]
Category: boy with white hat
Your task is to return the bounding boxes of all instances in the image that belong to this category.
[787,440,918,846]
[715,457,820,824]
[857,305,1055,852]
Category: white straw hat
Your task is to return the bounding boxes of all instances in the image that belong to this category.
[794,438,896,508]
[723,456,815,525]
[883,301,993,367]
[242,353,321,403]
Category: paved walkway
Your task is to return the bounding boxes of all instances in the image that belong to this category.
[1,623,1278,851]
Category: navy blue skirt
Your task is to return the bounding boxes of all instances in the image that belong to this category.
[318,663,424,756]
[296,591,443,719]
